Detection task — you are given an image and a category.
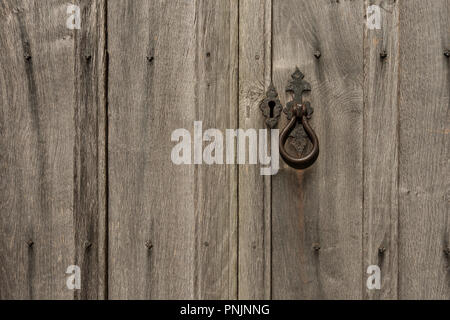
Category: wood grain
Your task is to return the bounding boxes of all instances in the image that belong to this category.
[271,0,364,299]
[107,0,238,299]
[238,0,272,299]
[363,0,399,300]
[0,0,449,300]
[397,0,450,299]
[0,0,106,299]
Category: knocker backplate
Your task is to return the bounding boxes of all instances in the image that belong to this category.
[283,68,314,156]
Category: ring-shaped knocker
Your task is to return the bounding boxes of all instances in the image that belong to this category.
[260,68,320,170]
[279,104,319,170]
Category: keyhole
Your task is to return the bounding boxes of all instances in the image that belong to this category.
[268,101,276,118]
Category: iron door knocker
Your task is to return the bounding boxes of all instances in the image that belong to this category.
[260,68,319,170]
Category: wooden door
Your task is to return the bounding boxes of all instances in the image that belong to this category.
[0,0,448,300]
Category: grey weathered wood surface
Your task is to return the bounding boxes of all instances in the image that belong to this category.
[0,0,106,299]
[363,0,399,300]
[271,0,364,299]
[107,0,238,299]
[397,0,449,300]
[238,0,272,300]
[0,0,449,300]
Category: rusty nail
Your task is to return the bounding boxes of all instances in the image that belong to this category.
[444,247,450,256]
[312,243,321,251]
[146,56,154,63]
[380,50,388,59]
[24,54,31,61]
[84,240,92,250]
[314,50,321,59]
[206,52,211,58]
[378,247,386,255]
[27,240,34,248]
[145,240,153,250]
[85,54,91,61]
[444,50,450,58]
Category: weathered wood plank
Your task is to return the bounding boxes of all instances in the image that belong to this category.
[271,0,364,299]
[397,0,450,300]
[0,0,106,299]
[73,0,107,300]
[238,0,272,299]
[363,0,399,300]
[108,0,238,299]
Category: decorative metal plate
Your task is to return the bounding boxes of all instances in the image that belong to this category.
[283,68,314,156]
[284,68,313,119]
[259,84,283,128]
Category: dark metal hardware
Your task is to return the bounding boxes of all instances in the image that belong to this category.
[280,102,319,169]
[261,68,319,170]
[259,84,283,128]
[314,50,321,59]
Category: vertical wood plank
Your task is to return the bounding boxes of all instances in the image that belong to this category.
[0,0,106,299]
[73,0,108,300]
[398,0,450,300]
[238,0,272,299]
[271,0,364,299]
[108,0,238,299]
[363,0,399,300]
